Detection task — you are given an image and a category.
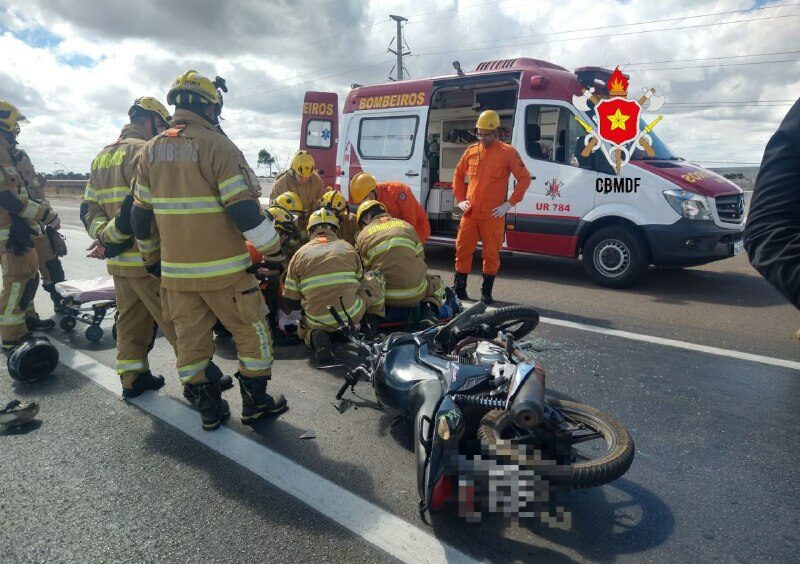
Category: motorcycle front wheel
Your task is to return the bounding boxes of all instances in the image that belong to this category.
[477,400,635,489]
[470,306,540,340]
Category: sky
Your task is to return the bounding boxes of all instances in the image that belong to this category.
[1,0,798,174]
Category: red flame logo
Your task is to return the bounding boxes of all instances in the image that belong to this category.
[606,67,629,97]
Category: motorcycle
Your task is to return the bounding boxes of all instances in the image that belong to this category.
[329,300,635,523]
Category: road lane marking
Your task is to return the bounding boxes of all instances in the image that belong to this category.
[539,316,800,371]
[51,342,476,564]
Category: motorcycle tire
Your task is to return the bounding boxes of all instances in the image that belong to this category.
[470,306,540,340]
[477,400,634,489]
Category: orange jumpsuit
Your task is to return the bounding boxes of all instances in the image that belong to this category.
[375,181,430,244]
[452,141,531,275]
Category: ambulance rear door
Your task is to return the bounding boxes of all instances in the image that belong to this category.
[340,106,429,203]
[300,91,338,188]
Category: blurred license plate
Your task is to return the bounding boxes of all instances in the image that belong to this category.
[733,240,744,254]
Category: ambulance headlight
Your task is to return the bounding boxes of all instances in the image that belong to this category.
[663,189,713,221]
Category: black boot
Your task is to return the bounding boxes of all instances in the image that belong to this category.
[236,373,288,425]
[122,370,165,399]
[43,283,66,314]
[182,374,233,401]
[481,274,496,305]
[419,302,439,328]
[310,330,335,363]
[26,317,55,331]
[453,272,470,301]
[184,380,230,431]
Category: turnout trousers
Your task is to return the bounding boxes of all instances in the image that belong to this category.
[0,246,39,344]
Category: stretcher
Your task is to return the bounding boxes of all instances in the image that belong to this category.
[54,277,117,342]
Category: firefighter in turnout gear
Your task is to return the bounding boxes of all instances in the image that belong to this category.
[270,150,327,234]
[10,127,67,325]
[355,200,442,326]
[349,172,430,244]
[0,99,60,378]
[452,110,531,304]
[131,70,287,431]
[284,208,384,362]
[319,189,358,245]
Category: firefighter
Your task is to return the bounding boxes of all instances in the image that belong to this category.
[284,208,384,362]
[0,99,60,380]
[270,150,327,232]
[84,96,232,398]
[131,70,287,431]
[9,124,67,324]
[349,172,430,243]
[319,189,358,245]
[452,110,531,304]
[355,200,442,326]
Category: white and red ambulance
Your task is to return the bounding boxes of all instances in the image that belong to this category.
[298,58,745,287]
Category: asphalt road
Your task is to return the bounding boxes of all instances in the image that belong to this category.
[1,197,797,563]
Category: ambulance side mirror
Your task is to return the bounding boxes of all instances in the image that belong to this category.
[593,150,617,176]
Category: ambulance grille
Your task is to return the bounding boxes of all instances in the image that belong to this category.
[715,194,745,224]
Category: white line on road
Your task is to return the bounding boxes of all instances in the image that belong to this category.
[540,316,800,371]
[51,342,475,564]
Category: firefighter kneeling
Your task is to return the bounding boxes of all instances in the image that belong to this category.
[355,200,443,327]
[283,209,384,363]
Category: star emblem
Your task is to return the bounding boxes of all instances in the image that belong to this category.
[607,108,630,131]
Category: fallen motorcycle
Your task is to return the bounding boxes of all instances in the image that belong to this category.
[330,301,635,522]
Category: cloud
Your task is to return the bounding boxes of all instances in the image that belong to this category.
[1,0,798,172]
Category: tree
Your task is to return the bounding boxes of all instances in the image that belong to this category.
[257,148,276,176]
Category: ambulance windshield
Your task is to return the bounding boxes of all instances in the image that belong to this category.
[630,118,677,161]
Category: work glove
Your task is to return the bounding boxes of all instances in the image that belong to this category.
[6,216,36,256]
[103,238,134,258]
[492,201,512,218]
[145,262,161,278]
[457,200,472,213]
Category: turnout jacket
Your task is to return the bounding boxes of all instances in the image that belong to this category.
[84,122,150,277]
[284,231,366,329]
[356,213,427,307]
[744,98,800,308]
[270,170,327,212]
[133,109,281,291]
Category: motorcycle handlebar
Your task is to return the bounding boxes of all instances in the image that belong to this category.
[327,305,347,331]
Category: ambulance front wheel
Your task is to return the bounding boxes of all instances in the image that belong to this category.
[582,226,649,288]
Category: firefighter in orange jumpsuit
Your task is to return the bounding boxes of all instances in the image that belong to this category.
[349,172,430,243]
[452,110,531,304]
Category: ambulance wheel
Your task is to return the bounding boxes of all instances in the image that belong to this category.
[85,325,104,342]
[59,316,77,331]
[582,226,648,288]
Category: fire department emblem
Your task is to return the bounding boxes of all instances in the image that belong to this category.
[545,178,563,200]
[572,67,665,174]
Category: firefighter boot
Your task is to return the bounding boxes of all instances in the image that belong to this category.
[184,380,230,431]
[25,317,55,331]
[310,330,335,363]
[481,274,496,305]
[453,273,470,301]
[182,374,234,400]
[42,283,67,314]
[236,373,288,425]
[122,370,165,399]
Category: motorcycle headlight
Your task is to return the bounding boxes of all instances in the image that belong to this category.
[436,409,464,442]
[663,189,713,221]
[436,416,451,441]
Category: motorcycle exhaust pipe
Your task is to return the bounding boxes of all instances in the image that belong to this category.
[510,365,546,430]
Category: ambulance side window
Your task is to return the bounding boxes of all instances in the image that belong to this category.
[358,116,418,160]
[306,119,333,149]
[525,105,587,168]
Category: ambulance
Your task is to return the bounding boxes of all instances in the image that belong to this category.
[299,58,745,287]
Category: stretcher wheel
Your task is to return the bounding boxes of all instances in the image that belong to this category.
[59,316,77,331]
[85,325,103,342]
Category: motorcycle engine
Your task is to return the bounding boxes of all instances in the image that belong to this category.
[473,340,508,367]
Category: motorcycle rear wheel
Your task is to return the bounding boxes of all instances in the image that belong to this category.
[477,400,634,489]
[470,306,540,340]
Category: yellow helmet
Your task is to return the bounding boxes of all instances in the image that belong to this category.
[320,190,347,214]
[129,96,171,124]
[476,110,501,130]
[274,191,304,213]
[266,205,299,237]
[349,172,377,204]
[0,99,28,133]
[167,70,223,107]
[291,150,315,178]
[356,199,387,226]
[307,208,340,232]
